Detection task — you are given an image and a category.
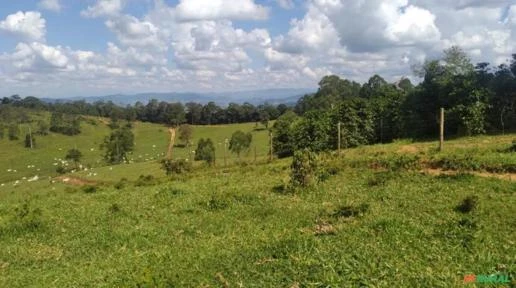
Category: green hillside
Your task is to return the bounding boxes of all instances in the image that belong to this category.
[0,132,514,287]
[0,117,271,184]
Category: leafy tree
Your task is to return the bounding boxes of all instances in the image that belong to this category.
[331,98,374,148]
[178,124,193,147]
[195,138,216,165]
[101,126,135,164]
[65,149,83,169]
[186,102,203,124]
[8,124,19,141]
[272,111,299,158]
[229,131,253,159]
[36,120,49,136]
[49,112,81,135]
[291,111,333,152]
[259,110,270,129]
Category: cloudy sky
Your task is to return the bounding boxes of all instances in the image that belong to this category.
[0,0,515,98]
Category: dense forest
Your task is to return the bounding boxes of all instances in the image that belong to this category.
[271,47,516,157]
[1,47,515,158]
[0,95,287,127]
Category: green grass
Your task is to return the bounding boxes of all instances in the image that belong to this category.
[0,117,271,184]
[0,132,514,287]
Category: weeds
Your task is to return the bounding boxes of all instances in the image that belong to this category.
[135,175,158,187]
[333,203,370,218]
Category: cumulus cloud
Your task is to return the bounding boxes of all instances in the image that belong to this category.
[0,0,514,97]
[38,0,61,12]
[176,0,269,21]
[310,0,441,52]
[105,15,165,51]
[0,11,46,41]
[0,42,70,71]
[81,0,124,18]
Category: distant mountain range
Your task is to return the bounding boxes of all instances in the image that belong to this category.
[41,88,316,106]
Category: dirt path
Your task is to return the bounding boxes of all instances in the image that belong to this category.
[55,176,98,186]
[422,168,516,182]
[166,128,176,159]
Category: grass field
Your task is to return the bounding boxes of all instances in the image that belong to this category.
[0,126,514,287]
[0,117,271,184]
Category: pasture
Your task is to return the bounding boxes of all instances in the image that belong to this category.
[0,126,514,287]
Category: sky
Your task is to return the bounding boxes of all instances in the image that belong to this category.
[0,0,515,98]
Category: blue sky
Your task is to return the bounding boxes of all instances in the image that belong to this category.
[0,0,514,98]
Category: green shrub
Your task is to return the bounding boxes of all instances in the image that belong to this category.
[135,175,157,187]
[56,164,68,174]
[114,178,128,190]
[161,159,192,175]
[290,149,318,188]
[82,185,97,194]
[509,140,516,152]
[455,196,478,213]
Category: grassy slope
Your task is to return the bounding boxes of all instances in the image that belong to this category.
[0,117,271,184]
[0,133,514,287]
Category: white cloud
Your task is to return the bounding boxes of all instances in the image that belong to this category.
[311,0,441,52]
[1,42,70,71]
[277,0,295,9]
[0,0,515,97]
[0,11,46,41]
[105,15,166,51]
[39,0,61,12]
[81,0,124,18]
[176,0,269,21]
[275,4,339,54]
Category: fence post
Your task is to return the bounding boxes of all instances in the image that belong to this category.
[439,108,445,151]
[269,131,273,161]
[337,122,341,155]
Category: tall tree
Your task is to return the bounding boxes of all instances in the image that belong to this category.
[229,130,253,159]
[101,126,135,164]
[178,124,193,147]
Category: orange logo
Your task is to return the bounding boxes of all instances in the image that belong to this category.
[464,274,477,283]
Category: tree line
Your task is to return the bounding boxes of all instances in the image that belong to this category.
[1,95,290,127]
[272,47,516,157]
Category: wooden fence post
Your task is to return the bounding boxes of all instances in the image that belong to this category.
[439,108,445,151]
[337,122,341,155]
[269,131,273,161]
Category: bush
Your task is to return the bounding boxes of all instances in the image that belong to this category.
[161,159,192,175]
[195,138,216,165]
[82,185,97,194]
[290,149,318,188]
[56,165,68,174]
[509,140,516,152]
[135,175,157,187]
[455,196,478,213]
[114,178,128,190]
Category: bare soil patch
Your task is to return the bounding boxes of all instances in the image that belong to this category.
[55,176,98,186]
